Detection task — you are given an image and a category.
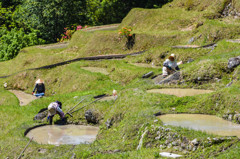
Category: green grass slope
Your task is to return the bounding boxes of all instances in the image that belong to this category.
[1,0,240,158]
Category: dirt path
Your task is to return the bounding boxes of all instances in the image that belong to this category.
[83,24,119,32]
[227,39,240,43]
[172,45,200,49]
[147,88,213,97]
[9,90,37,106]
[99,95,115,101]
[36,42,69,50]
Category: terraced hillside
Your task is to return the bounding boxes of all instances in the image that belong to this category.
[1,0,240,158]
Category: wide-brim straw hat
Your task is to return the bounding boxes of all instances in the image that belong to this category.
[36,79,44,84]
[169,54,176,60]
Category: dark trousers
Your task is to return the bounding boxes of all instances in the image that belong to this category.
[48,112,62,125]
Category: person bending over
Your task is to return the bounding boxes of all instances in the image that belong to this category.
[47,101,65,125]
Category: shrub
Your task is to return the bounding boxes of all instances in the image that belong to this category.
[58,25,86,42]
[185,0,194,10]
[118,26,133,38]
[118,27,135,49]
[0,28,45,60]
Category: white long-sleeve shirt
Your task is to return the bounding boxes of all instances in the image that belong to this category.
[163,59,178,69]
[48,102,64,118]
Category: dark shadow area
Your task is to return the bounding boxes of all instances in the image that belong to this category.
[126,34,135,50]
[24,124,47,136]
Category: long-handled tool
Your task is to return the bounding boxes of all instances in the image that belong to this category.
[65,97,87,117]
[70,96,105,115]
[17,137,33,159]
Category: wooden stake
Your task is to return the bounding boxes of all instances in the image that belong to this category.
[17,137,33,159]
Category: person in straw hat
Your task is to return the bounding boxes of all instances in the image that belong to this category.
[32,79,45,97]
[162,54,182,77]
[47,101,65,125]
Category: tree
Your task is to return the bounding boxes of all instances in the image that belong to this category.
[1,0,22,8]
[86,0,173,25]
[15,0,87,43]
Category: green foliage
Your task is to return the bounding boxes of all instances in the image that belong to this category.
[1,0,22,8]
[118,26,133,38]
[15,0,87,43]
[0,6,17,30]
[185,0,194,10]
[0,28,44,60]
[86,0,173,25]
[58,25,84,42]
[0,88,19,106]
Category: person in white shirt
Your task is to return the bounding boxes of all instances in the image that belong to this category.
[47,101,65,125]
[162,54,182,77]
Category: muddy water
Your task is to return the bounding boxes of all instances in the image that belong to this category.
[147,89,213,97]
[100,96,115,101]
[159,114,240,137]
[81,67,109,75]
[173,45,200,48]
[26,125,99,145]
[9,90,37,106]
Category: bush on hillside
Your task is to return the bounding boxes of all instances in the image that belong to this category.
[58,25,86,42]
[86,0,173,25]
[118,27,135,49]
[14,0,87,43]
[0,28,45,61]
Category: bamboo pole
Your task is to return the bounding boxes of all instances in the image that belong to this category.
[17,137,33,159]
[70,96,105,115]
[65,97,87,116]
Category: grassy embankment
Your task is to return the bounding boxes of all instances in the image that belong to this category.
[1,0,240,158]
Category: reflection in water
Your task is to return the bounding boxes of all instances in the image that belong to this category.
[26,125,99,145]
[159,114,240,137]
[147,89,213,97]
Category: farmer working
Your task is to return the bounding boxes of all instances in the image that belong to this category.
[162,54,182,77]
[32,79,45,97]
[47,101,65,125]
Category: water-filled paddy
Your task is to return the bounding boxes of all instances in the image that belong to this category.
[26,125,99,145]
[147,89,213,97]
[159,114,240,137]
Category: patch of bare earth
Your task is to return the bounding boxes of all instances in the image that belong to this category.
[9,90,37,106]
[227,39,240,43]
[180,25,194,31]
[172,45,200,49]
[82,24,119,32]
[36,42,69,49]
[147,88,213,97]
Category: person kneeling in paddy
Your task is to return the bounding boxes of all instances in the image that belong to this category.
[162,54,182,78]
[47,101,65,125]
